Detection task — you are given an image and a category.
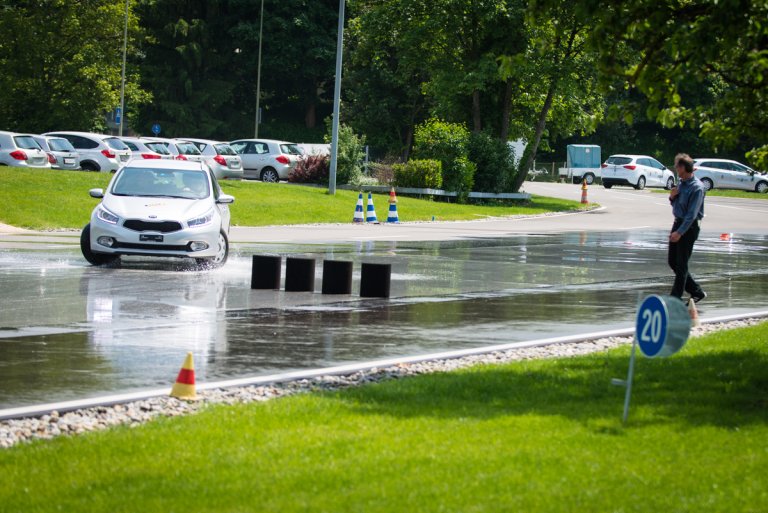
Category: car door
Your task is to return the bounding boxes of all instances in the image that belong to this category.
[728,162,755,190]
[210,171,231,231]
[231,141,262,178]
[648,158,668,186]
[636,158,655,185]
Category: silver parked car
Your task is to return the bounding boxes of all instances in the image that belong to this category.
[0,131,51,169]
[693,158,768,193]
[119,137,172,161]
[44,131,131,172]
[181,138,243,180]
[229,138,301,182]
[32,135,80,170]
[81,159,234,267]
[141,137,205,163]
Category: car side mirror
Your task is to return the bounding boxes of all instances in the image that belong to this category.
[89,188,104,198]
[217,194,235,204]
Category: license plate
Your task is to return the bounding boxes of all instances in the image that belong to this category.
[120,154,129,162]
[139,234,164,242]
[64,158,75,165]
[229,161,240,168]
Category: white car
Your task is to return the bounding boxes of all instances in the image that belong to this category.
[181,138,243,180]
[119,137,172,161]
[229,138,302,182]
[693,158,768,193]
[0,131,51,169]
[32,135,80,170]
[44,131,131,172]
[81,160,234,268]
[140,137,205,163]
[601,154,675,190]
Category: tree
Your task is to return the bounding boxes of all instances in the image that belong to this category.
[579,0,768,168]
[0,0,149,132]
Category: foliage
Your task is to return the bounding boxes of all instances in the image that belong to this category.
[468,132,516,192]
[324,123,366,186]
[412,119,475,200]
[288,154,330,184]
[393,159,443,189]
[0,0,150,133]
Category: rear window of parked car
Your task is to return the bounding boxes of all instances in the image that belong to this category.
[61,135,99,149]
[177,142,202,155]
[214,144,237,156]
[48,138,75,152]
[104,137,130,151]
[280,144,301,155]
[13,136,42,150]
[606,156,633,165]
[145,142,171,155]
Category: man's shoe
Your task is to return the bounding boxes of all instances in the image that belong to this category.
[691,291,707,303]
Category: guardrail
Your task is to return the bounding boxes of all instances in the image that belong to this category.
[338,184,531,200]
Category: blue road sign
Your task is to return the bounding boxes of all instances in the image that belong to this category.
[115,107,121,124]
[636,295,690,358]
[151,123,161,136]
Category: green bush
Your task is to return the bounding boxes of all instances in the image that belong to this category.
[393,159,443,189]
[412,119,475,201]
[468,132,516,193]
[325,122,365,186]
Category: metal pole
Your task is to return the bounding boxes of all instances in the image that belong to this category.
[328,0,345,195]
[254,0,264,138]
[622,338,638,424]
[118,0,129,136]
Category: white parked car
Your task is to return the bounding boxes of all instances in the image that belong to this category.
[119,137,172,161]
[32,135,80,170]
[140,137,205,163]
[0,131,51,169]
[44,131,131,172]
[693,158,768,193]
[229,138,301,182]
[81,160,234,268]
[601,154,675,190]
[181,138,243,180]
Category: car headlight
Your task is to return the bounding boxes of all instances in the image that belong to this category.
[188,209,214,227]
[96,206,120,225]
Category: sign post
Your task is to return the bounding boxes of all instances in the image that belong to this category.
[612,295,691,423]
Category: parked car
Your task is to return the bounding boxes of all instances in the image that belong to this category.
[229,138,302,182]
[180,138,243,180]
[119,137,172,161]
[601,154,675,190]
[0,131,51,169]
[140,137,205,163]
[44,131,131,172]
[693,158,768,193]
[80,159,234,268]
[32,135,80,170]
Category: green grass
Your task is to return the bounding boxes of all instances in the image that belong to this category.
[652,187,768,199]
[0,168,585,230]
[2,323,767,512]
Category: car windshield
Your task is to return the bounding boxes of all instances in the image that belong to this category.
[14,136,42,150]
[145,142,171,155]
[48,138,75,152]
[280,143,302,155]
[214,143,237,156]
[111,168,210,199]
[606,156,632,165]
[176,142,202,155]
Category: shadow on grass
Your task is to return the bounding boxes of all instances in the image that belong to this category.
[340,349,768,428]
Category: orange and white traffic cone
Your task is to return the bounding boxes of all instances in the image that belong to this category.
[386,188,400,223]
[170,352,198,400]
[581,179,589,204]
[688,298,701,328]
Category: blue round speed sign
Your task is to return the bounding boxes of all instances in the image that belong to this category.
[636,295,691,358]
[151,123,161,136]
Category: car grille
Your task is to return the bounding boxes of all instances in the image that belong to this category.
[123,220,182,233]
[116,242,189,251]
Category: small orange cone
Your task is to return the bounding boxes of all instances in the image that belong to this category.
[170,352,198,400]
[688,298,701,328]
[581,179,589,204]
[720,233,732,241]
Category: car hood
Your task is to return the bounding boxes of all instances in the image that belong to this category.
[102,195,212,221]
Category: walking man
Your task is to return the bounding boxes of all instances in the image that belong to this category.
[668,153,706,302]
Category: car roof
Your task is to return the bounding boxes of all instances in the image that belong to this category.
[180,137,223,145]
[119,136,145,143]
[43,131,118,140]
[230,138,296,144]
[121,159,207,171]
[607,154,655,159]
[694,158,741,164]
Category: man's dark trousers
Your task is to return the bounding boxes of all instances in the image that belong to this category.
[668,219,704,299]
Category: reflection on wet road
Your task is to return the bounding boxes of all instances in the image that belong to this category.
[1,231,767,408]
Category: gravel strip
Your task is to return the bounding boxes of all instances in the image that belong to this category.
[1,318,763,449]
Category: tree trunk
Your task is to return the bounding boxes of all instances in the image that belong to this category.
[510,78,557,192]
[472,89,482,133]
[304,102,316,129]
[500,78,513,142]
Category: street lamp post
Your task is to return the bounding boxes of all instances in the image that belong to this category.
[254,0,264,138]
[118,0,129,136]
[328,0,345,195]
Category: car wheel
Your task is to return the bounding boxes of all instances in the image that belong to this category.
[665,177,675,190]
[583,173,595,185]
[261,168,279,183]
[80,161,100,172]
[756,181,768,194]
[635,176,646,190]
[701,178,714,191]
[80,224,119,266]
[196,231,229,268]
[603,183,613,189]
